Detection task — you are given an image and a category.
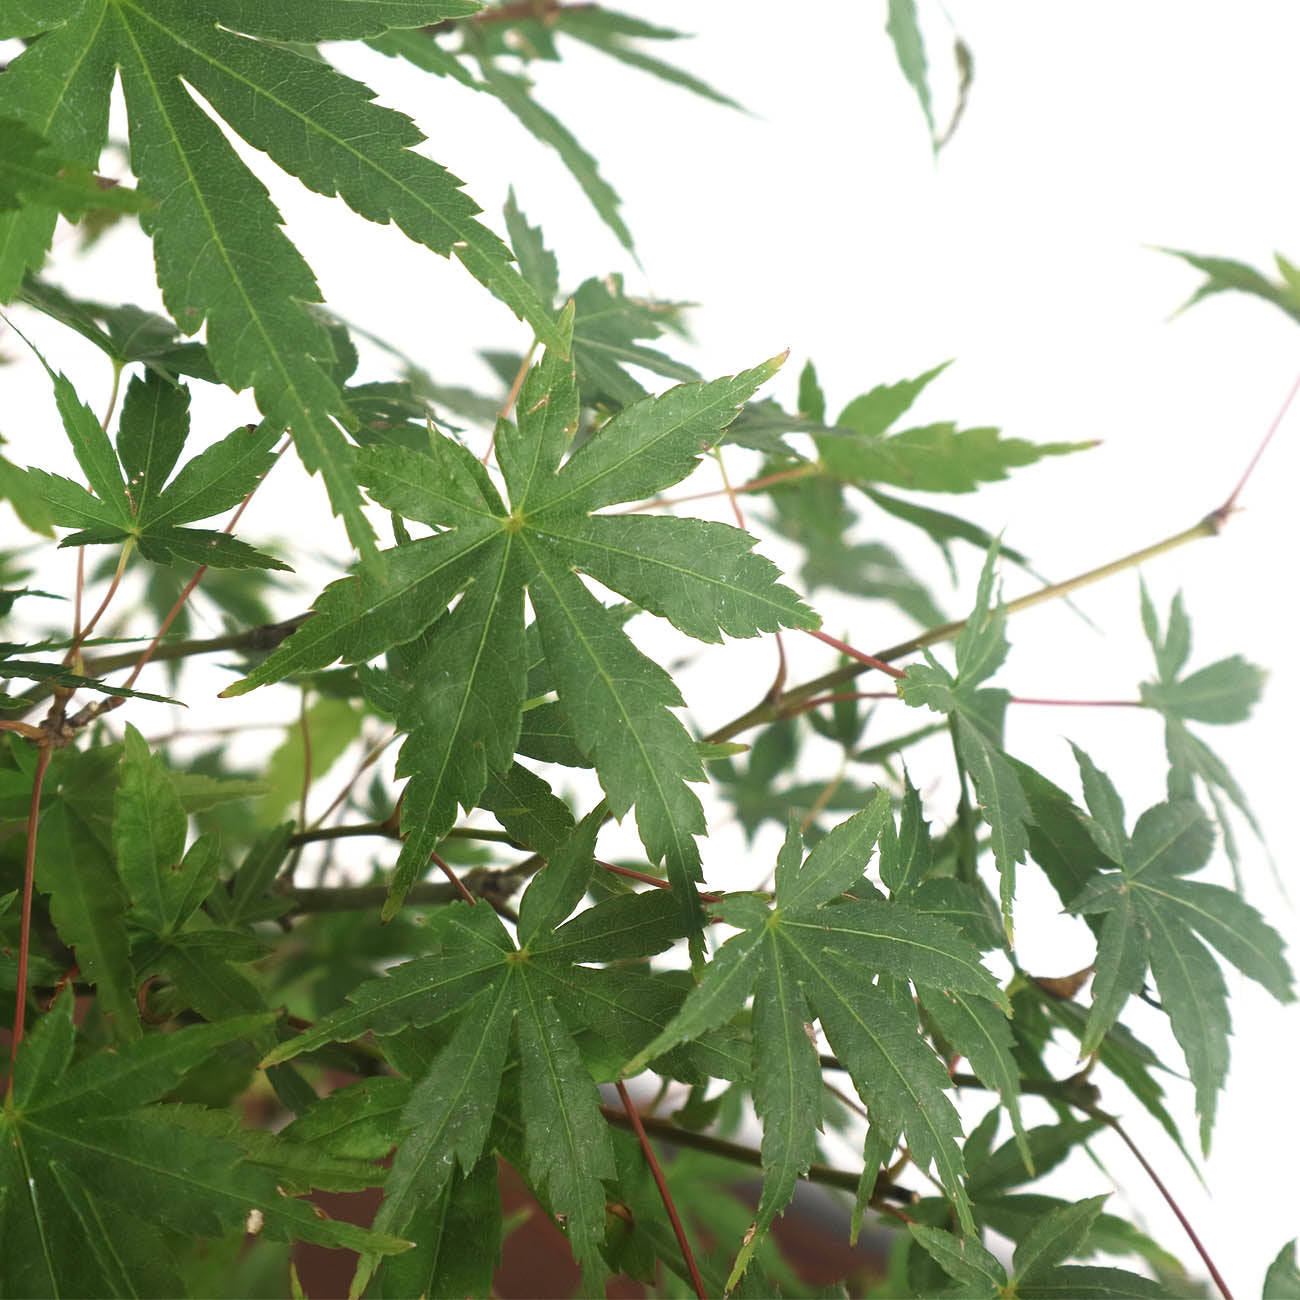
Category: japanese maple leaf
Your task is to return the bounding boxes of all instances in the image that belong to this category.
[228,315,817,921]
[1066,744,1293,1150]
[262,816,738,1294]
[623,796,1010,1286]
[0,0,560,565]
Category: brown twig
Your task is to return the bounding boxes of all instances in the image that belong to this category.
[616,1081,708,1300]
[430,850,477,905]
[707,512,1224,745]
[287,820,515,847]
[296,690,313,831]
[595,858,723,905]
[285,855,544,914]
[619,463,818,514]
[482,339,538,464]
[598,1106,916,1204]
[64,542,135,668]
[304,730,401,834]
[804,628,907,679]
[787,689,1146,715]
[7,744,52,1088]
[1213,366,1300,523]
[1079,1103,1233,1300]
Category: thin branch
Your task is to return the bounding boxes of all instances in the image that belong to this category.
[0,615,307,720]
[708,510,1224,744]
[482,339,538,464]
[7,744,52,1088]
[285,855,544,914]
[800,762,846,834]
[599,1106,916,1205]
[1080,1102,1234,1300]
[296,689,313,840]
[305,729,400,833]
[712,445,748,530]
[803,628,907,679]
[71,550,86,645]
[430,850,477,905]
[287,820,516,847]
[595,858,723,905]
[1215,366,1300,519]
[616,1081,707,1300]
[819,1055,1104,1107]
[620,463,818,514]
[100,361,124,431]
[790,690,1146,714]
[64,540,133,667]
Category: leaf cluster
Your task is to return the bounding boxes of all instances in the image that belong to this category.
[0,5,1293,1299]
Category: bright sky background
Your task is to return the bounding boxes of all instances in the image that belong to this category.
[4,5,1299,1295]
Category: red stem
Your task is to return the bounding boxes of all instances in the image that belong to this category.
[792,690,1144,712]
[8,745,52,1089]
[430,850,476,905]
[596,859,722,905]
[619,464,817,513]
[804,628,907,679]
[1217,366,1300,519]
[615,1080,708,1300]
[1097,1108,1234,1300]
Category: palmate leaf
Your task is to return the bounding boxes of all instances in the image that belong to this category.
[911,1194,1165,1300]
[817,361,1091,494]
[17,278,219,384]
[901,542,1032,934]
[625,799,1004,1280]
[763,471,948,628]
[0,1007,407,1298]
[570,272,699,411]
[1065,746,1294,1150]
[33,799,140,1043]
[1160,245,1300,328]
[265,824,714,1295]
[115,724,220,935]
[478,60,634,253]
[228,331,815,924]
[23,340,290,570]
[1138,582,1268,879]
[0,115,151,221]
[550,7,745,111]
[0,0,559,566]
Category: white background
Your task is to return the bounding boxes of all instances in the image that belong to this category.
[4,4,1299,1296]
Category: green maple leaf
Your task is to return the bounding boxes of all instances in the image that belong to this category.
[226,322,815,923]
[765,473,949,627]
[0,115,151,221]
[623,796,1009,1284]
[878,773,1031,1168]
[550,8,745,111]
[1138,582,1268,880]
[901,541,1033,936]
[477,58,634,253]
[817,361,1092,494]
[0,1003,408,1298]
[17,278,220,385]
[262,817,732,1295]
[1160,245,1300,329]
[0,0,559,566]
[911,1193,1167,1298]
[19,333,290,570]
[1065,745,1294,1151]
